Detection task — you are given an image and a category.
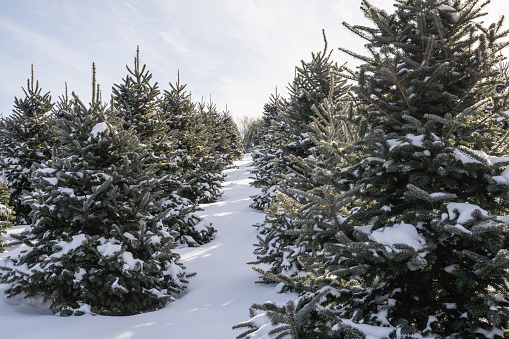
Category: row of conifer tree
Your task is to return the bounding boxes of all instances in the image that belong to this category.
[0,48,242,315]
[236,0,509,337]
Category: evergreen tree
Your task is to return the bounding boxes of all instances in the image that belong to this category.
[325,1,509,335]
[242,117,263,153]
[235,75,367,338]
[248,92,286,210]
[218,108,243,165]
[238,0,509,337]
[250,35,345,211]
[250,76,362,280]
[0,72,188,316]
[0,180,15,252]
[250,43,352,277]
[112,46,164,145]
[113,51,215,246]
[0,66,56,223]
[237,0,509,338]
[161,84,224,204]
[197,101,232,171]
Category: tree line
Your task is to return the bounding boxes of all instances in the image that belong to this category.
[0,48,242,315]
[235,0,509,337]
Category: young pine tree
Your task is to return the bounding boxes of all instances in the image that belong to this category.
[0,180,15,251]
[161,83,224,204]
[0,66,56,224]
[253,0,509,337]
[0,72,188,316]
[242,117,264,153]
[112,46,164,145]
[113,52,215,246]
[235,75,367,339]
[329,1,509,336]
[250,35,346,211]
[250,44,352,278]
[218,108,243,166]
[194,100,231,200]
[238,1,509,337]
[249,92,286,210]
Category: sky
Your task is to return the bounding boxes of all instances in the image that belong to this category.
[0,0,508,121]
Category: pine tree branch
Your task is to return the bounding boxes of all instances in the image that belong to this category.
[432,10,449,59]
[364,0,397,42]
[382,49,411,108]
[327,186,344,233]
[359,89,401,125]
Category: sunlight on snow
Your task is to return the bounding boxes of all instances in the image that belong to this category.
[212,211,236,217]
[179,243,223,262]
[189,303,212,312]
[222,177,252,189]
[112,332,135,339]
[222,300,234,306]
[133,323,155,328]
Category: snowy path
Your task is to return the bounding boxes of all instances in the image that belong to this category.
[0,155,293,339]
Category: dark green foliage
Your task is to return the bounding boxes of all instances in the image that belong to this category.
[113,51,215,246]
[242,117,264,153]
[219,109,243,164]
[233,284,366,339]
[250,34,349,212]
[238,0,509,337]
[0,67,56,223]
[161,83,224,204]
[112,46,164,145]
[250,54,355,278]
[0,85,188,316]
[249,93,286,210]
[0,180,15,251]
[331,2,509,334]
[340,0,509,151]
[197,101,242,170]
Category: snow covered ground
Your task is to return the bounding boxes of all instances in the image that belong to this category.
[0,155,294,339]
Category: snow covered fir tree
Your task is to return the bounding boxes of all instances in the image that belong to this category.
[236,0,509,337]
[0,180,14,251]
[247,91,284,210]
[0,70,192,315]
[0,44,245,317]
[0,66,56,224]
[161,86,241,204]
[242,116,264,153]
[249,36,347,212]
[112,48,215,246]
[184,100,229,203]
[248,40,354,279]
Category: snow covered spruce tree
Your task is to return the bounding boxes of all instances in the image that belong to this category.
[112,47,165,145]
[235,76,367,339]
[0,72,188,316]
[0,180,15,251]
[193,100,242,196]
[161,84,224,204]
[250,34,344,211]
[113,50,215,246]
[196,101,226,170]
[242,117,263,153]
[248,92,287,210]
[237,0,509,337]
[326,1,509,336]
[250,43,352,278]
[217,108,243,166]
[0,66,56,224]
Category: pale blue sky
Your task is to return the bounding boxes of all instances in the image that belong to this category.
[0,0,507,120]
